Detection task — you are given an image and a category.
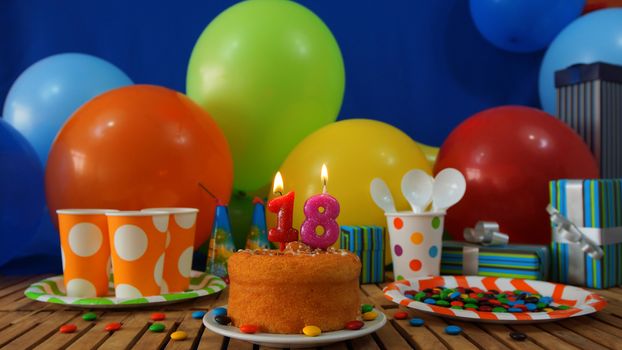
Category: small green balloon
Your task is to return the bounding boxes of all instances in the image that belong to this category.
[187,0,345,191]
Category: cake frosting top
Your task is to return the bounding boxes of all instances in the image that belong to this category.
[236,241,359,259]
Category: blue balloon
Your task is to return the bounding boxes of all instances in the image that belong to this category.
[470,0,584,53]
[2,53,133,165]
[539,9,622,114]
[0,119,45,266]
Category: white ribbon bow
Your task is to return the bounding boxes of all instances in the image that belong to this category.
[547,204,603,260]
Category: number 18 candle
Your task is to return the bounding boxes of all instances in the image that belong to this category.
[267,172,299,251]
[300,164,340,249]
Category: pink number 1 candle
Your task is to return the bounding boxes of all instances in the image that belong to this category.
[300,164,340,249]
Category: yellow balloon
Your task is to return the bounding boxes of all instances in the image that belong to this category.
[267,119,432,264]
[416,142,440,166]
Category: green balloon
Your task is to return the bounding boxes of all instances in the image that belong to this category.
[187,0,345,191]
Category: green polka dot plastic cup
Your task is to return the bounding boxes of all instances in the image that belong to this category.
[385,211,445,280]
[56,209,118,297]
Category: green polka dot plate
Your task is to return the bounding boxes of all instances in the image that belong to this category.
[24,270,226,308]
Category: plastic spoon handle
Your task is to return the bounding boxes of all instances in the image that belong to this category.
[370,178,396,213]
[432,168,466,212]
[400,169,433,213]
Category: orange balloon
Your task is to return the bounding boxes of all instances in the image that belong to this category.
[46,85,233,249]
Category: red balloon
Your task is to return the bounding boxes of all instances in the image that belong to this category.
[46,85,233,249]
[434,106,598,245]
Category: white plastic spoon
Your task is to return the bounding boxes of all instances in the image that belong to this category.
[370,178,396,213]
[400,169,434,213]
[432,168,466,212]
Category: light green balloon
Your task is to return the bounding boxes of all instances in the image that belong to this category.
[187,0,345,192]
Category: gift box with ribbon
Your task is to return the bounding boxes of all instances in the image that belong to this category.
[549,179,622,289]
[440,222,550,280]
[340,226,385,284]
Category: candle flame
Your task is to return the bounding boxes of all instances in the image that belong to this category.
[273,171,284,195]
[321,164,328,193]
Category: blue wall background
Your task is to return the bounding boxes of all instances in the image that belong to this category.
[0,0,543,147]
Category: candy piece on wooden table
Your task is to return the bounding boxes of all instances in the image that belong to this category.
[215,315,231,325]
[105,322,122,332]
[240,324,259,334]
[192,311,206,319]
[60,324,77,334]
[445,325,462,335]
[82,312,97,321]
[362,311,378,321]
[170,331,187,340]
[150,312,166,321]
[510,331,527,341]
[394,311,408,320]
[409,318,424,327]
[212,307,227,317]
[361,304,373,313]
[149,323,165,332]
[303,325,321,337]
[345,320,364,330]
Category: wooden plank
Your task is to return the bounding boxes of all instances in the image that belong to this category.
[97,311,150,350]
[193,290,227,309]
[537,322,608,350]
[479,324,543,350]
[33,310,104,350]
[164,312,206,350]
[591,312,622,329]
[65,312,131,350]
[510,325,580,350]
[452,322,511,350]
[197,325,225,349]
[349,334,382,349]
[0,312,52,347]
[558,317,622,349]
[321,342,349,349]
[2,310,79,349]
[225,337,254,349]
[132,311,182,349]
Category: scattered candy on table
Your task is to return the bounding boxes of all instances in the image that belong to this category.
[302,325,321,337]
[409,318,424,327]
[170,331,187,340]
[361,304,374,313]
[345,320,364,330]
[362,311,378,321]
[445,325,462,335]
[240,324,259,334]
[192,311,206,319]
[82,312,97,321]
[59,324,77,334]
[394,311,408,320]
[215,315,231,325]
[150,312,166,321]
[104,322,122,332]
[212,307,227,317]
[149,323,165,332]
[510,331,527,341]
[404,286,569,313]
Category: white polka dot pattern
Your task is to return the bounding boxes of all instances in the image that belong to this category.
[114,224,148,261]
[68,223,102,257]
[66,278,97,297]
[115,283,143,299]
[152,215,169,233]
[178,246,194,278]
[154,254,165,286]
[174,212,197,229]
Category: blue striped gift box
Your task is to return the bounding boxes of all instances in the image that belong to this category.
[550,179,622,288]
[340,226,385,284]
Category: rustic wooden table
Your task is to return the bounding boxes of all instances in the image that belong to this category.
[0,274,621,349]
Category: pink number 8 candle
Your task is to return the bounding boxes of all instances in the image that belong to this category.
[300,164,340,249]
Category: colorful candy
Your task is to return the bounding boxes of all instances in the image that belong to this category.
[82,312,97,321]
[192,311,206,319]
[149,323,165,332]
[345,320,364,330]
[59,324,77,334]
[212,307,227,317]
[170,331,187,340]
[150,312,166,321]
[240,324,259,334]
[362,311,378,321]
[394,311,408,320]
[303,325,321,337]
[445,325,462,335]
[409,318,424,327]
[405,286,569,313]
[104,322,122,332]
[510,331,527,341]
[361,304,374,313]
[215,315,231,325]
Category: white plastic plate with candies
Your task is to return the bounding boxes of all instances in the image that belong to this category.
[203,305,387,348]
[383,275,606,324]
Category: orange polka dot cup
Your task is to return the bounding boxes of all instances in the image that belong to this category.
[385,212,445,280]
[56,209,118,297]
[141,208,198,293]
[106,211,169,298]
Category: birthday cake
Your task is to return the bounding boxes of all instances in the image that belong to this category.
[227,241,362,334]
